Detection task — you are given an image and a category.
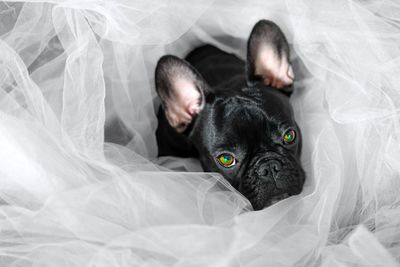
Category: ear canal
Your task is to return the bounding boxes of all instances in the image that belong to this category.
[246,20,294,89]
[155,55,208,133]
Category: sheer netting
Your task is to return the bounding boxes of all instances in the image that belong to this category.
[0,0,400,266]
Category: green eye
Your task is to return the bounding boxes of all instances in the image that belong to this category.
[217,153,236,168]
[283,129,296,144]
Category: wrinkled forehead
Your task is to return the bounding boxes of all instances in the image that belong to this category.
[221,86,294,121]
[210,90,294,145]
[251,86,294,119]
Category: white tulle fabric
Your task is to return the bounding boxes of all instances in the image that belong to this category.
[0,0,399,266]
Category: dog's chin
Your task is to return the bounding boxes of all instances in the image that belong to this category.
[247,190,299,211]
[248,189,301,211]
[265,193,290,206]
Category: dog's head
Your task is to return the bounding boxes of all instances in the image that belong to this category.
[155,20,305,210]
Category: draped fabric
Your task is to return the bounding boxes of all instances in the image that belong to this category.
[0,1,399,266]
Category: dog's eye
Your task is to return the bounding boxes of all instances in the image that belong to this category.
[217,153,236,168]
[283,129,296,144]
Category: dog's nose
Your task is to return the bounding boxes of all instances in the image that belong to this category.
[258,160,282,181]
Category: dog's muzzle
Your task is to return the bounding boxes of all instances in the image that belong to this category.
[240,153,305,210]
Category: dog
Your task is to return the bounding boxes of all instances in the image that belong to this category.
[155,20,305,210]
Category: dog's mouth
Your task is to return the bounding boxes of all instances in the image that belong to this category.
[264,193,290,206]
[242,184,301,210]
[245,187,302,210]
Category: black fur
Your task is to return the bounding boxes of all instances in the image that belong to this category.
[155,20,305,210]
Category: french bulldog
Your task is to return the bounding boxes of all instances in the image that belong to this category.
[155,20,305,210]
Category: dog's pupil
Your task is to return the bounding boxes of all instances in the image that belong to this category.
[284,130,295,143]
[220,154,232,164]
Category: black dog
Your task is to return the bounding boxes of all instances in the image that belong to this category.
[155,20,305,210]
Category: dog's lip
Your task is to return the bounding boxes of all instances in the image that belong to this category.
[266,193,290,206]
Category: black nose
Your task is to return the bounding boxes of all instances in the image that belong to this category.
[258,160,282,181]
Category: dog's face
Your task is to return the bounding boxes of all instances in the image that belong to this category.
[155,20,305,210]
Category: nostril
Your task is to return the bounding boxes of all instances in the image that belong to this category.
[257,165,268,177]
[270,160,282,172]
[257,160,283,182]
[267,160,282,179]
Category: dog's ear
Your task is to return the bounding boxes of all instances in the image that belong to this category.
[155,55,209,133]
[246,20,294,90]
